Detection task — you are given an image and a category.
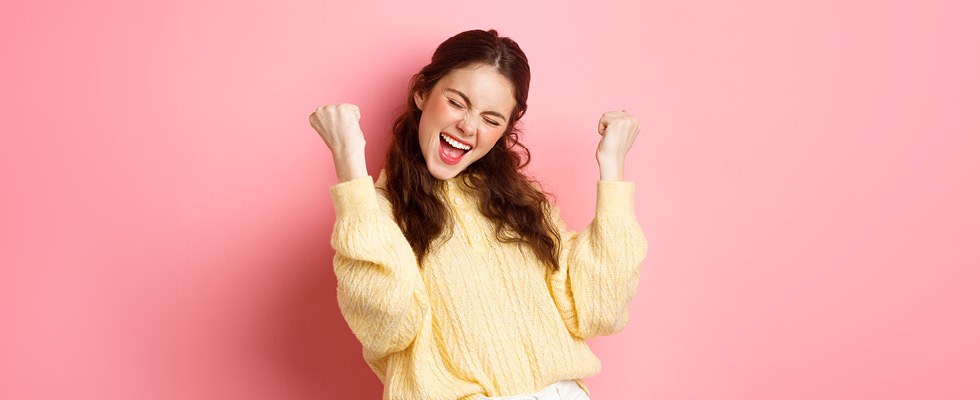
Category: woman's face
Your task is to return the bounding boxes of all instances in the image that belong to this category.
[415,64,517,180]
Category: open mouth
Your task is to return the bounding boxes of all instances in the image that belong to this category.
[439,133,472,165]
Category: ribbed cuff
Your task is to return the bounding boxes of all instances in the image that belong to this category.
[330,176,380,217]
[596,180,635,217]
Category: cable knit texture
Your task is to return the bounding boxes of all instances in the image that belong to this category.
[329,171,647,400]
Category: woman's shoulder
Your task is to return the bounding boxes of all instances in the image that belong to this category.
[371,170,395,212]
[374,169,389,190]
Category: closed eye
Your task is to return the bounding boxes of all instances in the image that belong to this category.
[484,118,501,127]
[448,99,464,109]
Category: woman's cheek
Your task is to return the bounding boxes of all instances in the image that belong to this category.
[475,128,498,154]
[436,102,457,119]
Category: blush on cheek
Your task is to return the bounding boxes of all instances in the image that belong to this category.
[436,101,454,114]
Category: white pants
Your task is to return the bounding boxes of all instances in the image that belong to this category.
[476,380,590,400]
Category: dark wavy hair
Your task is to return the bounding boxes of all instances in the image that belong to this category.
[384,29,561,270]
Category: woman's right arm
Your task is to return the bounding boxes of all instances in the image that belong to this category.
[311,104,428,356]
[330,177,428,356]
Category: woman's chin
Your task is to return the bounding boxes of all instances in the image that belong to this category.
[425,160,463,181]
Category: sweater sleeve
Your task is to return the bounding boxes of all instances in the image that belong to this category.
[330,176,429,357]
[547,181,648,339]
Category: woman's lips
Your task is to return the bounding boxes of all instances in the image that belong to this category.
[439,133,469,165]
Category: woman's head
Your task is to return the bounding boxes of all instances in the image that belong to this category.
[386,29,559,270]
[407,29,531,180]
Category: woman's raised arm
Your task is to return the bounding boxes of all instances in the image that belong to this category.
[312,104,429,357]
[547,110,647,338]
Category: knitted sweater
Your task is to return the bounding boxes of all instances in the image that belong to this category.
[329,171,647,400]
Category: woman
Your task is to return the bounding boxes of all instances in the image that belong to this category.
[309,29,646,400]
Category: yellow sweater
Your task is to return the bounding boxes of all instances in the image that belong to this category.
[329,171,647,400]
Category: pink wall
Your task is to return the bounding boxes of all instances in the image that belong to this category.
[3,0,978,399]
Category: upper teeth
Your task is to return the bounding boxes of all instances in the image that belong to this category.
[441,133,471,151]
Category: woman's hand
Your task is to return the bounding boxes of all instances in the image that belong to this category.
[309,103,368,182]
[595,110,641,181]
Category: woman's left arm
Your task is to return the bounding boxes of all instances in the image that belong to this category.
[548,110,648,338]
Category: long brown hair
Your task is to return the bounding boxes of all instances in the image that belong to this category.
[384,29,561,270]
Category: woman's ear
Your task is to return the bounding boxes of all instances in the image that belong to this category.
[414,90,425,110]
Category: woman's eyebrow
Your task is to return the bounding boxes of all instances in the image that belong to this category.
[445,88,506,120]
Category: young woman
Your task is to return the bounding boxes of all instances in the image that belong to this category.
[309,29,646,400]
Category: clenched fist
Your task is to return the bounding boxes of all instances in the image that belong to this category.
[310,103,365,155]
[309,103,368,182]
[596,110,641,181]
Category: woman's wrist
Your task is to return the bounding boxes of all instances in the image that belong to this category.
[333,150,368,182]
[597,154,625,181]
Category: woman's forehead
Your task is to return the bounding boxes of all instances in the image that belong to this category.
[437,65,516,111]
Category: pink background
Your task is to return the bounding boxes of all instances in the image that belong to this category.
[2,0,978,399]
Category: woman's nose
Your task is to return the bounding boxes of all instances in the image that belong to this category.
[457,112,478,136]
